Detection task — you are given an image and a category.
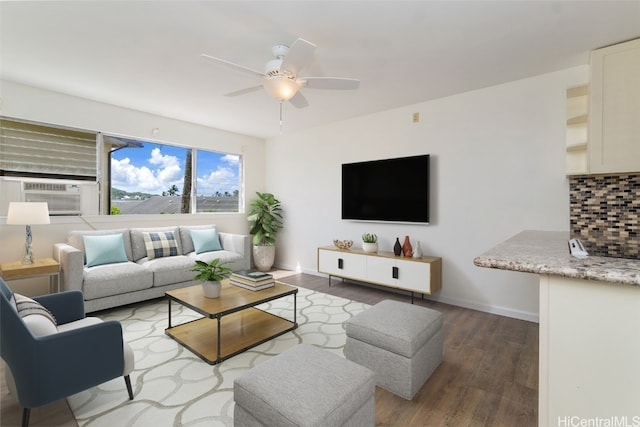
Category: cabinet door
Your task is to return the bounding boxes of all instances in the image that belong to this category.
[589,39,640,174]
[395,258,431,293]
[365,256,396,287]
[318,249,366,279]
[365,256,432,293]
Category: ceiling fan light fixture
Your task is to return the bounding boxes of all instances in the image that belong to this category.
[264,75,299,101]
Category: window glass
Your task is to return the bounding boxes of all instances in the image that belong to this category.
[195,150,241,213]
[109,139,241,215]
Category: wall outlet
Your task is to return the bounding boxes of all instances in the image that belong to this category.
[412,112,419,123]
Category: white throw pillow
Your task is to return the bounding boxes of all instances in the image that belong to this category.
[14,294,58,337]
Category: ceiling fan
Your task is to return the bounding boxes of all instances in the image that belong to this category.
[200,38,360,109]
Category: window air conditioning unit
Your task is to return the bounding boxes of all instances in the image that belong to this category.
[22,181,82,215]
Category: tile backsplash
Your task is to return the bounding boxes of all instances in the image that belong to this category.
[570,174,640,259]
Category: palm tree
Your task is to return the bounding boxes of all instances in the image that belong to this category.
[181,149,192,213]
[167,184,179,196]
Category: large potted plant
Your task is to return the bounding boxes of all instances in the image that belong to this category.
[191,258,233,298]
[247,192,283,272]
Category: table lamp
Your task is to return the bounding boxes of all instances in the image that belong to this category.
[7,202,51,264]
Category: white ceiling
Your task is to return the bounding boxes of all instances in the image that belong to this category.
[1,1,639,139]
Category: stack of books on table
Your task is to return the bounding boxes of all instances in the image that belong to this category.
[229,270,275,291]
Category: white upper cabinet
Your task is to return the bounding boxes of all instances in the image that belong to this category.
[588,38,640,174]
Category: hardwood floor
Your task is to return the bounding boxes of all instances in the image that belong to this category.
[281,273,538,427]
[1,272,538,426]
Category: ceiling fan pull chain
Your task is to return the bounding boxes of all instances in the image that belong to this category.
[279,100,284,134]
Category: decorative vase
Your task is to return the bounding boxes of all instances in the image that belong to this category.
[362,242,378,253]
[412,241,423,258]
[402,236,412,257]
[393,238,402,256]
[202,281,221,298]
[253,245,276,272]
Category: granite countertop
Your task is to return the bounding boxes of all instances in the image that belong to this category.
[474,230,640,286]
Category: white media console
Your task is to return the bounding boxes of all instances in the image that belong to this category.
[317,246,442,301]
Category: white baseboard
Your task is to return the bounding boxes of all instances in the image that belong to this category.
[275,263,539,323]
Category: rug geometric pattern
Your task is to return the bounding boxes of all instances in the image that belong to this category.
[67,286,369,426]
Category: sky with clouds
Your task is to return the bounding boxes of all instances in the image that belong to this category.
[111,142,239,196]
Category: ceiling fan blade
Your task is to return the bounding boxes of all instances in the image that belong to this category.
[224,85,263,97]
[302,77,360,90]
[289,91,309,108]
[281,38,316,76]
[200,53,265,78]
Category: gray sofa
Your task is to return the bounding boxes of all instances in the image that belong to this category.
[54,225,250,313]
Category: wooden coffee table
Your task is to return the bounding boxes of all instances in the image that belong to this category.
[165,281,298,365]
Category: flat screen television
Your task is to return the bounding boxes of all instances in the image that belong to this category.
[341,154,430,223]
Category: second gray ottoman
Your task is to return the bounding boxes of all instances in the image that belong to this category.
[234,343,375,426]
[344,299,443,400]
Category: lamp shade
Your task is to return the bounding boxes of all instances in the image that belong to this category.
[7,202,51,225]
[263,76,299,101]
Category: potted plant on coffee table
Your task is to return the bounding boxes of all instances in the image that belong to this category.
[362,233,378,253]
[191,258,233,298]
[247,192,283,272]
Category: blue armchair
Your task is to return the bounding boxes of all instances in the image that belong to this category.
[0,278,134,427]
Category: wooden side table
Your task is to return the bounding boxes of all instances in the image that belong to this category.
[0,258,61,294]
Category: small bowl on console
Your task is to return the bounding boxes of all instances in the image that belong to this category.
[333,239,353,250]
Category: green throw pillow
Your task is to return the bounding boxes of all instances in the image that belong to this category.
[190,228,222,254]
[83,234,128,267]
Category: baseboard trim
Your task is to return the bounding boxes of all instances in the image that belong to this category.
[277,264,539,323]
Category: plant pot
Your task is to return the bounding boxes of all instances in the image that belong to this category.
[362,242,378,253]
[201,281,222,298]
[253,245,276,272]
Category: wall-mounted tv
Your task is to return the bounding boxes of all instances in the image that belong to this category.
[342,154,430,224]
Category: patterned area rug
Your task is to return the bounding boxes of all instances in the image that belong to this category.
[67,286,369,426]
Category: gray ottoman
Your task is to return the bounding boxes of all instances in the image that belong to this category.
[233,344,375,427]
[344,299,443,400]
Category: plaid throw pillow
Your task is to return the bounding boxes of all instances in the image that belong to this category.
[142,231,179,259]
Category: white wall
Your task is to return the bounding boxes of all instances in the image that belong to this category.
[266,65,589,322]
[0,80,265,295]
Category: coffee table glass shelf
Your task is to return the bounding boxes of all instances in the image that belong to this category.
[165,281,298,365]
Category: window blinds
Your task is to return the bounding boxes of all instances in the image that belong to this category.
[0,118,97,178]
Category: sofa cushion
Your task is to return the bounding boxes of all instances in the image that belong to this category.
[131,226,182,261]
[138,255,195,287]
[190,228,222,254]
[83,234,129,267]
[189,250,242,265]
[68,229,134,262]
[83,262,153,300]
[179,224,216,255]
[142,231,179,259]
[14,294,58,337]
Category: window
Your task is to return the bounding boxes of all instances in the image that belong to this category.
[195,150,240,213]
[108,138,241,215]
[0,118,97,179]
[0,118,243,216]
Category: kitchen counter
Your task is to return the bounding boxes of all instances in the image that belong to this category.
[474,229,640,426]
[473,230,640,286]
